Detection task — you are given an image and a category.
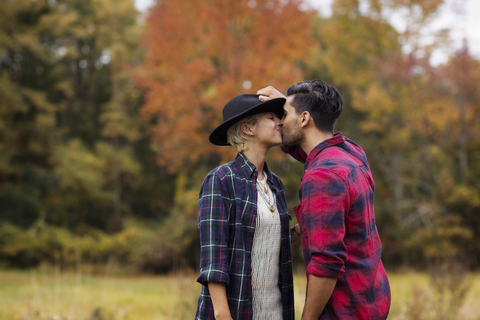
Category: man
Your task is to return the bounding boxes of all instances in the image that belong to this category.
[257,80,391,320]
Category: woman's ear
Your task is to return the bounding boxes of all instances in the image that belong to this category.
[240,123,254,136]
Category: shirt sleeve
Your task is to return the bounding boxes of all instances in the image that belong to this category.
[196,171,232,286]
[302,169,350,279]
[280,145,308,164]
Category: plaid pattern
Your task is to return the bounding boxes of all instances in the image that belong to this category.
[286,133,391,320]
[195,153,294,320]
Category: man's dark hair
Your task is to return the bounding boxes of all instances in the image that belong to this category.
[286,80,343,133]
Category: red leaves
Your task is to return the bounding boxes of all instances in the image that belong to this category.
[137,0,314,172]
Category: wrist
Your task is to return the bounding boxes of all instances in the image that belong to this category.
[291,224,300,236]
[214,308,232,320]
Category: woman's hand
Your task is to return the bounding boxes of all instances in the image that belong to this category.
[257,86,286,101]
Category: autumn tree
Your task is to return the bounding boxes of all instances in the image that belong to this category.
[133,0,315,270]
[416,42,480,266]
[138,0,315,173]
[0,0,61,227]
[0,0,159,233]
[298,0,480,266]
[46,0,144,231]
[356,5,480,267]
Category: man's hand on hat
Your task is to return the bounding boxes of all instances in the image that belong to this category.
[257,86,286,102]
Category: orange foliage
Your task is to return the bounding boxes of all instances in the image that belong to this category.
[136,0,314,172]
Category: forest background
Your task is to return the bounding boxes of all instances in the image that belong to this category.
[1,0,479,282]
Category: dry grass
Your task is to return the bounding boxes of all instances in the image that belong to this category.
[0,267,479,319]
[0,266,200,320]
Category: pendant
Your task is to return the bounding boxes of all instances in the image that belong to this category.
[269,205,274,212]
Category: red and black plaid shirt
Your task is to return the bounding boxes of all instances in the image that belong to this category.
[284,133,391,320]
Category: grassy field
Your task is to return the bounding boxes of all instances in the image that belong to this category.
[1,267,479,320]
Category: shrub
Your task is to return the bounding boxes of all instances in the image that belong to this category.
[0,218,199,273]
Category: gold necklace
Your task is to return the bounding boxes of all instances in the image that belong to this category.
[257,176,269,195]
[256,183,275,212]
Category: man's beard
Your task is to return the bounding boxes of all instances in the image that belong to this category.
[281,123,303,147]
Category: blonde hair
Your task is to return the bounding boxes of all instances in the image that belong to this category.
[227,113,265,152]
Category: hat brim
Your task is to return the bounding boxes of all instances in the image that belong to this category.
[209,97,286,146]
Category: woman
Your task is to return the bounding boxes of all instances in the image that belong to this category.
[195,94,299,320]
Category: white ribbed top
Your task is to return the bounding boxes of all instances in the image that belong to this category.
[251,173,282,319]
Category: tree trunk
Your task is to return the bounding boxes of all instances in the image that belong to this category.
[110,70,122,233]
[458,95,468,184]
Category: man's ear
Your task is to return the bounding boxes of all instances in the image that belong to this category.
[299,111,311,128]
[240,123,254,136]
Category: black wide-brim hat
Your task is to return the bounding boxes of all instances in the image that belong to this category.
[209,94,286,146]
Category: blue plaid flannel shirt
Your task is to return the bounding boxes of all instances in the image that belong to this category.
[195,152,294,320]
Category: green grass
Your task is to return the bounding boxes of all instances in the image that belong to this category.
[0,267,200,320]
[1,267,479,319]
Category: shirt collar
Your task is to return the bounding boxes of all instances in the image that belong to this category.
[304,132,345,170]
[235,152,274,184]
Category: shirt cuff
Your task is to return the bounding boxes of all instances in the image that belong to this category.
[306,259,345,279]
[196,263,230,285]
